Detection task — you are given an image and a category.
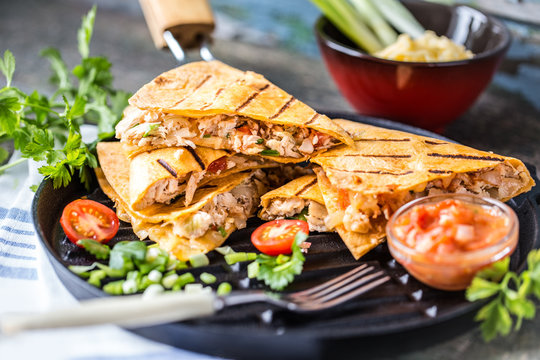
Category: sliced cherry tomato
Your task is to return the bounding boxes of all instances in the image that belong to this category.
[251,219,309,256]
[60,199,119,246]
[207,156,228,174]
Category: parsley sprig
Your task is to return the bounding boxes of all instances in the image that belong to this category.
[252,231,307,291]
[466,249,540,341]
[0,6,130,189]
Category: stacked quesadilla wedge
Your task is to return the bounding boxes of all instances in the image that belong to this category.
[96,142,282,260]
[311,119,535,259]
[259,175,329,232]
[115,61,353,162]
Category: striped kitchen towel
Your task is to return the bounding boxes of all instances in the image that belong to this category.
[0,129,224,360]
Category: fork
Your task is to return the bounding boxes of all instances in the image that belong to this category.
[1,264,389,335]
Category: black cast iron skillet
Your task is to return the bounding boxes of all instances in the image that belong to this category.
[32,113,540,360]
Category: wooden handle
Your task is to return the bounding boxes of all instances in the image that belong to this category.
[1,291,216,335]
[139,0,215,49]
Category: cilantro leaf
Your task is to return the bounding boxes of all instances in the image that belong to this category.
[254,231,308,291]
[78,5,96,59]
[40,48,72,92]
[0,6,130,188]
[467,249,540,342]
[0,50,15,87]
[77,239,111,260]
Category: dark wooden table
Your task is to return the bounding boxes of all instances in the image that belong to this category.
[1,1,539,359]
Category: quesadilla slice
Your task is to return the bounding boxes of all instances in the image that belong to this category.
[96,142,276,260]
[259,175,329,232]
[312,119,534,259]
[114,142,280,210]
[115,61,353,162]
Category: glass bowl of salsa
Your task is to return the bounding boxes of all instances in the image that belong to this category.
[386,194,518,291]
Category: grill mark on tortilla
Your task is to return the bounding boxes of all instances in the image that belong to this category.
[319,154,412,159]
[200,87,225,110]
[235,84,270,112]
[304,113,320,126]
[427,153,504,162]
[424,140,448,145]
[185,147,206,170]
[295,178,318,196]
[429,169,453,174]
[328,167,413,176]
[269,96,295,119]
[156,159,178,178]
[174,75,212,106]
[356,138,411,142]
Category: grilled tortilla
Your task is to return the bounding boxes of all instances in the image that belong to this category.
[96,142,272,260]
[259,175,329,232]
[101,142,280,210]
[312,119,534,259]
[115,61,353,162]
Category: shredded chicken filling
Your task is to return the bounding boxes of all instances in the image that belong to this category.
[172,170,268,240]
[335,163,527,234]
[117,111,339,158]
[261,198,329,232]
[135,155,266,210]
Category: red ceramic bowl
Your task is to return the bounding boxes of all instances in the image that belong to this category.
[315,0,511,131]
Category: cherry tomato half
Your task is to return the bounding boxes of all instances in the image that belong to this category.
[251,220,309,256]
[60,199,119,246]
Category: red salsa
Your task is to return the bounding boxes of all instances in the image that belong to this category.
[393,199,511,256]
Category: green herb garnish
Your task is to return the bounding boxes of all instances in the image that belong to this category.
[252,231,307,291]
[77,239,110,260]
[142,123,160,138]
[259,149,280,156]
[466,250,540,341]
[0,6,130,189]
[256,138,264,144]
[217,226,227,237]
[203,134,211,138]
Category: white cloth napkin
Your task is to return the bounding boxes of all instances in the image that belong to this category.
[0,126,223,360]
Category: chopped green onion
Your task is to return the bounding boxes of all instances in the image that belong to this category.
[77,239,110,260]
[148,269,163,283]
[162,273,179,289]
[225,252,257,265]
[256,138,264,144]
[247,261,259,279]
[189,253,210,268]
[95,262,126,278]
[200,272,217,284]
[122,278,138,294]
[172,272,196,291]
[87,269,106,287]
[103,280,124,295]
[203,134,211,138]
[217,282,232,296]
[259,149,280,156]
[184,283,204,293]
[68,263,97,277]
[217,226,227,237]
[142,284,165,298]
[215,246,236,256]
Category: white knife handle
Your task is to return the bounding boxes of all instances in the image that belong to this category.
[1,291,216,335]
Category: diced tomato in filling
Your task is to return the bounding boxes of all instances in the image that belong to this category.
[235,125,251,135]
[207,156,228,174]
